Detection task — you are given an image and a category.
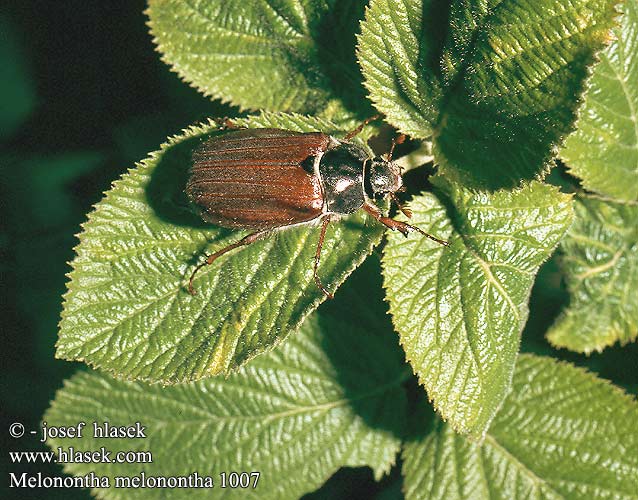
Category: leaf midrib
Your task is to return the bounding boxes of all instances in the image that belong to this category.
[73,370,409,427]
[434,1,504,133]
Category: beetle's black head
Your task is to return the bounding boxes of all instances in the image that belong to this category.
[366,157,403,198]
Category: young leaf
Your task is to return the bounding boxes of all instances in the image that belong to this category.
[382,178,573,438]
[547,195,638,353]
[147,0,371,120]
[402,354,638,500]
[561,0,638,202]
[45,269,408,500]
[56,113,384,383]
[358,0,619,189]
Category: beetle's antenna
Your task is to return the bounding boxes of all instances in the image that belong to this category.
[386,134,406,161]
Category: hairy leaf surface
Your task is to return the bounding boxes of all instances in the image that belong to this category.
[47,267,407,499]
[358,0,619,189]
[147,0,371,120]
[561,0,638,201]
[403,354,638,500]
[382,179,573,438]
[547,195,638,352]
[56,113,384,383]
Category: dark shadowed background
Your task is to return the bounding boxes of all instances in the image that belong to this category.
[1,1,636,499]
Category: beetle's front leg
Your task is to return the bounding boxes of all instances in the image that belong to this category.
[344,114,381,140]
[363,202,448,246]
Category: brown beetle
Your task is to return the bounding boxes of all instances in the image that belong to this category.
[186,119,447,298]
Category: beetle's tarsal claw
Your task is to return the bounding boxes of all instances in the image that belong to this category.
[314,273,334,299]
[188,254,212,295]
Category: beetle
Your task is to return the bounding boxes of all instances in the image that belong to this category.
[186,117,447,298]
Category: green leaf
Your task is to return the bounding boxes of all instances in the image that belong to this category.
[357,0,445,139]
[547,195,638,353]
[146,0,372,120]
[56,112,384,383]
[402,354,638,500]
[45,266,407,500]
[561,0,638,202]
[382,178,573,438]
[357,0,619,189]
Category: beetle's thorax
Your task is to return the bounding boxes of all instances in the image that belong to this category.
[315,139,369,215]
[315,138,404,216]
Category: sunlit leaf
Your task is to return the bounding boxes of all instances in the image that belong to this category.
[56,113,384,383]
[547,195,638,353]
[403,354,638,500]
[382,178,573,437]
[46,267,408,498]
[147,0,372,121]
[358,0,620,189]
[561,0,638,201]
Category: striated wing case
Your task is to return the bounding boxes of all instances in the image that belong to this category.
[187,129,329,230]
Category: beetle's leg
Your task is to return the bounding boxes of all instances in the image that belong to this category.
[188,230,269,295]
[363,202,448,246]
[344,114,382,140]
[389,192,413,219]
[314,215,334,299]
[215,117,240,130]
[386,134,406,161]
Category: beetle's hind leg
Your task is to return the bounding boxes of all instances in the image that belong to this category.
[188,230,269,295]
[313,215,334,299]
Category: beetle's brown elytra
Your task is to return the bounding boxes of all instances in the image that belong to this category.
[186,118,448,298]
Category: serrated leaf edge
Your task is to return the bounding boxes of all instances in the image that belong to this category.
[381,182,574,440]
[144,5,249,112]
[56,112,385,383]
[547,192,638,353]
[399,353,638,500]
[356,0,623,190]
